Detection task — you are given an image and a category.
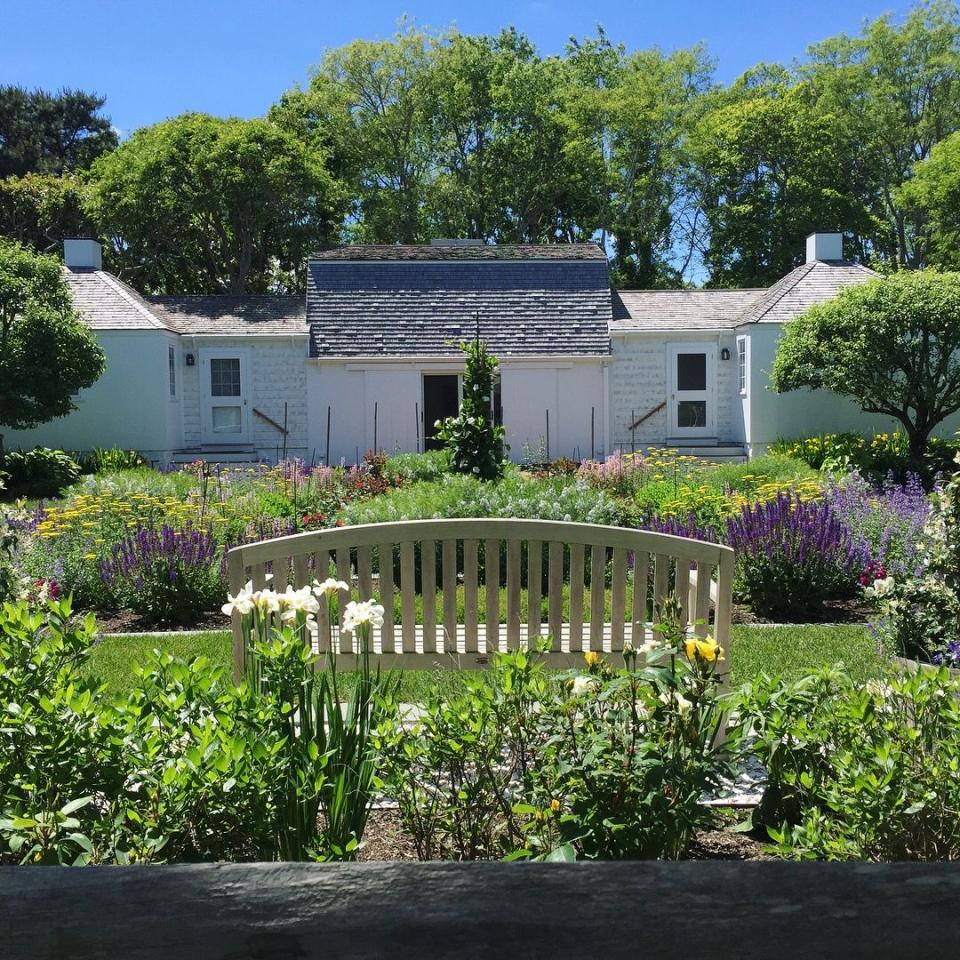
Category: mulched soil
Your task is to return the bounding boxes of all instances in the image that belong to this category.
[358,808,772,862]
[732,598,875,626]
[91,608,230,634]
[93,601,875,634]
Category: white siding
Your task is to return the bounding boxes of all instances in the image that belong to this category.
[307,358,607,465]
[743,323,960,453]
[181,337,309,461]
[5,329,181,463]
[609,332,741,449]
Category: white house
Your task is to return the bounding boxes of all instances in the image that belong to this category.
[7,233,956,465]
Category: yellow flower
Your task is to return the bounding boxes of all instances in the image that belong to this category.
[83,552,96,560]
[583,651,600,668]
[550,799,561,813]
[684,637,724,663]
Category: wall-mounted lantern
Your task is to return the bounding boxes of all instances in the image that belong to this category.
[185,353,195,366]
[720,347,731,361]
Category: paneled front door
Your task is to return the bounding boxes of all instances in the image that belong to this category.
[200,350,250,444]
[667,344,717,439]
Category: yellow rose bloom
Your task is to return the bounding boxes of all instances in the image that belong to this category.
[583,651,600,667]
[684,637,723,662]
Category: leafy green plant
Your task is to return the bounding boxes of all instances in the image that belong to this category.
[868,458,960,665]
[377,598,730,862]
[518,599,730,861]
[77,448,147,474]
[435,338,505,481]
[1,447,81,498]
[737,665,960,861]
[375,645,549,861]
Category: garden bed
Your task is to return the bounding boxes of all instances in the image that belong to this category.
[357,809,772,862]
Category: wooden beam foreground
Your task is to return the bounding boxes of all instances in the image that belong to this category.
[2,861,959,959]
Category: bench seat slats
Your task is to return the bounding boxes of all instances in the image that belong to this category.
[568,542,585,651]
[337,548,352,654]
[547,541,564,650]
[611,548,627,648]
[632,551,649,647]
[527,540,542,641]
[506,539,521,649]
[463,539,479,653]
[485,539,500,654]
[422,540,437,654]
[589,544,605,647]
[378,544,395,654]
[442,539,457,650]
[226,518,734,679]
[400,541,416,653]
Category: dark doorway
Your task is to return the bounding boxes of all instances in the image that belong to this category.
[423,374,460,450]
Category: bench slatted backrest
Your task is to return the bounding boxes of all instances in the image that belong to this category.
[226,519,734,678]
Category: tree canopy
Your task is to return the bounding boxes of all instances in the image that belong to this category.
[87,113,344,294]
[0,86,117,178]
[0,240,105,431]
[6,5,960,289]
[770,270,960,462]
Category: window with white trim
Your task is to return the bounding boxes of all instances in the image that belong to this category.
[736,336,747,395]
[168,345,177,398]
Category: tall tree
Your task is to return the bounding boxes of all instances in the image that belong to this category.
[424,29,607,243]
[0,172,94,253]
[802,0,960,267]
[272,26,437,243]
[897,128,960,269]
[87,113,344,294]
[0,240,105,434]
[0,86,117,178]
[690,67,871,286]
[565,36,713,286]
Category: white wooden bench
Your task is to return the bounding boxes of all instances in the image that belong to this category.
[226,519,734,678]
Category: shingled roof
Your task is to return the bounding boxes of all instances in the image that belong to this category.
[311,243,607,262]
[737,260,878,325]
[611,289,764,332]
[146,296,306,335]
[307,249,612,357]
[64,267,175,332]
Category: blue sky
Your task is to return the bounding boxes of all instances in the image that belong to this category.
[5,0,919,136]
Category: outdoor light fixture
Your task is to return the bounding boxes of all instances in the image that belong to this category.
[185,353,195,366]
[720,347,731,361]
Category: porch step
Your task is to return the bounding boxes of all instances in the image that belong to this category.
[648,443,748,463]
[170,446,259,465]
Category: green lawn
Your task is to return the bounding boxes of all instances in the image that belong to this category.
[85,622,885,701]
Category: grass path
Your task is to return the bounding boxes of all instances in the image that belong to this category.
[85,623,884,701]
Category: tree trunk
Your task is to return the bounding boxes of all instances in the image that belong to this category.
[904,420,933,482]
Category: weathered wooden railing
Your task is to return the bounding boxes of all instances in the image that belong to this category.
[226,519,734,678]
[4,862,959,959]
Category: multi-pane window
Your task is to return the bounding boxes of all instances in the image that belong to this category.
[210,358,242,396]
[737,337,747,395]
[168,345,176,397]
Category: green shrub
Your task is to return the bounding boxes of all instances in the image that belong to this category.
[737,666,960,861]
[77,448,147,474]
[377,603,730,862]
[1,447,81,498]
[435,339,505,480]
[340,472,629,527]
[518,606,730,861]
[384,450,450,484]
[771,431,960,483]
[0,596,388,865]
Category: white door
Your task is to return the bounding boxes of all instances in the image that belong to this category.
[200,350,250,444]
[667,344,716,439]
